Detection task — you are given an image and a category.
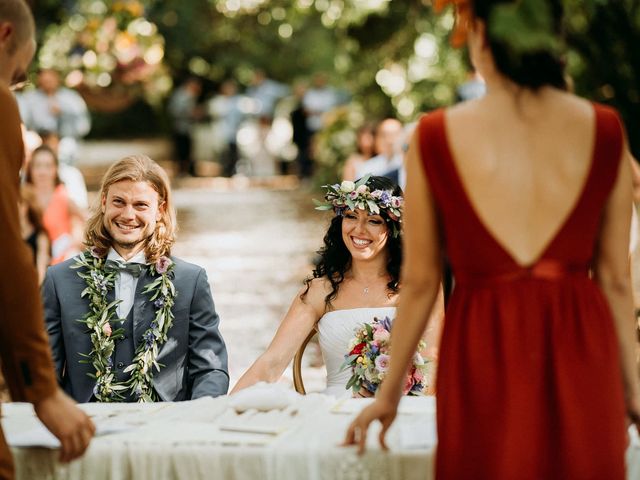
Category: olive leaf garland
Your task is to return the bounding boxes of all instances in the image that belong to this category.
[72,249,176,402]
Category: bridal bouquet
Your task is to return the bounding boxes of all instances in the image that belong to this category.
[341,316,429,396]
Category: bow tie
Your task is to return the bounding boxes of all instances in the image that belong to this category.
[105,260,146,278]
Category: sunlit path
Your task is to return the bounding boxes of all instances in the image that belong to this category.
[171,183,328,392]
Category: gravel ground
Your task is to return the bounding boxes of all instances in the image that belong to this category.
[171,181,329,392]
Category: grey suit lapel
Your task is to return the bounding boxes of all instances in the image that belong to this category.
[133,267,154,349]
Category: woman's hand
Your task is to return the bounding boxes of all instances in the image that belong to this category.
[343,397,399,454]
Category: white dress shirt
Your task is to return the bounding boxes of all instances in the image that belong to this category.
[355,153,406,189]
[107,249,147,318]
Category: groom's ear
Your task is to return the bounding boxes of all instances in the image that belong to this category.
[101,193,107,213]
[157,201,165,221]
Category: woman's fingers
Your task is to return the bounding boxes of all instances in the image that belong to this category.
[379,420,391,451]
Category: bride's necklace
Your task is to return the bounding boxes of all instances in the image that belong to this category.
[351,276,386,296]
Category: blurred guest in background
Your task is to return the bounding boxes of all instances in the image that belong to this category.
[19,185,50,284]
[246,69,290,124]
[356,118,405,187]
[38,130,89,209]
[168,77,203,176]
[17,68,91,165]
[342,123,376,181]
[208,79,245,177]
[290,81,313,179]
[25,145,85,265]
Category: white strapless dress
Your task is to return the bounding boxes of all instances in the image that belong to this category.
[317,307,396,398]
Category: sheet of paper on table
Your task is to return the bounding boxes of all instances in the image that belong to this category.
[4,421,135,449]
[331,395,436,415]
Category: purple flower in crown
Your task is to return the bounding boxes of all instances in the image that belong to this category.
[379,191,392,207]
[155,256,172,274]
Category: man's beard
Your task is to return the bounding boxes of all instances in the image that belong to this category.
[110,231,153,251]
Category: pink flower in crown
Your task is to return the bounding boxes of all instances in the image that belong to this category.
[391,197,402,209]
[348,191,359,200]
[373,327,390,343]
[102,323,112,337]
[374,354,390,373]
[355,184,368,195]
[370,190,383,199]
[156,256,172,274]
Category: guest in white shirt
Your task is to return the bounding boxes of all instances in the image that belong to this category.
[17,69,91,165]
[355,118,406,188]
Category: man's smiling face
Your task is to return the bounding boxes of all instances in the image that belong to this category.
[101,180,164,257]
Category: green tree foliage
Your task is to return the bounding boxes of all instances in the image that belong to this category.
[31,0,639,159]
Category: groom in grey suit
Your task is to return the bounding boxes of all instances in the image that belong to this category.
[42,154,228,402]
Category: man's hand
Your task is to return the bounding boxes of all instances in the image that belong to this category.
[33,388,95,463]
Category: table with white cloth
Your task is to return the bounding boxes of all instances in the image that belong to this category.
[2,394,640,480]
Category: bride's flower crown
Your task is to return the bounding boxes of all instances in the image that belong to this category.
[314,175,404,237]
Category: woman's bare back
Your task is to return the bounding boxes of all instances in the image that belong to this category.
[445,89,597,267]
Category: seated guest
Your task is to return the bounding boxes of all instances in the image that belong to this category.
[25,145,85,264]
[39,130,89,210]
[355,118,406,188]
[42,155,229,402]
[19,185,50,284]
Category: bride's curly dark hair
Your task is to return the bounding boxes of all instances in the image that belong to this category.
[301,176,403,308]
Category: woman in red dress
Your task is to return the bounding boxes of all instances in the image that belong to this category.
[345,1,639,478]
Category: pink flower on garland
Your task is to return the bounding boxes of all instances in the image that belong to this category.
[102,323,112,337]
[156,256,172,274]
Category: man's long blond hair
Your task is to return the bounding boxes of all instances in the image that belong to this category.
[85,155,176,264]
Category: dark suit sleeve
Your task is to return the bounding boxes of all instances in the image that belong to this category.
[187,268,229,398]
[41,271,65,382]
[0,87,57,403]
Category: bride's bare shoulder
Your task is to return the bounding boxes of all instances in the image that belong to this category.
[298,277,332,313]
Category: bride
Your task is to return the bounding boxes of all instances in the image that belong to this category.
[232,175,442,397]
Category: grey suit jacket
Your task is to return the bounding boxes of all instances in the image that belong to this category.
[42,256,229,402]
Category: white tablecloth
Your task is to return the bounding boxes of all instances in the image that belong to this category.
[2,396,639,480]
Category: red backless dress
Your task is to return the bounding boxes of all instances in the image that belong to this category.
[418,104,628,479]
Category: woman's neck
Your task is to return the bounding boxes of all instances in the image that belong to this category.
[349,258,389,284]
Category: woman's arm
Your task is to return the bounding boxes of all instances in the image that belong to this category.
[36,232,50,284]
[231,280,326,393]
[67,199,87,251]
[594,136,640,426]
[420,287,445,395]
[344,130,443,452]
